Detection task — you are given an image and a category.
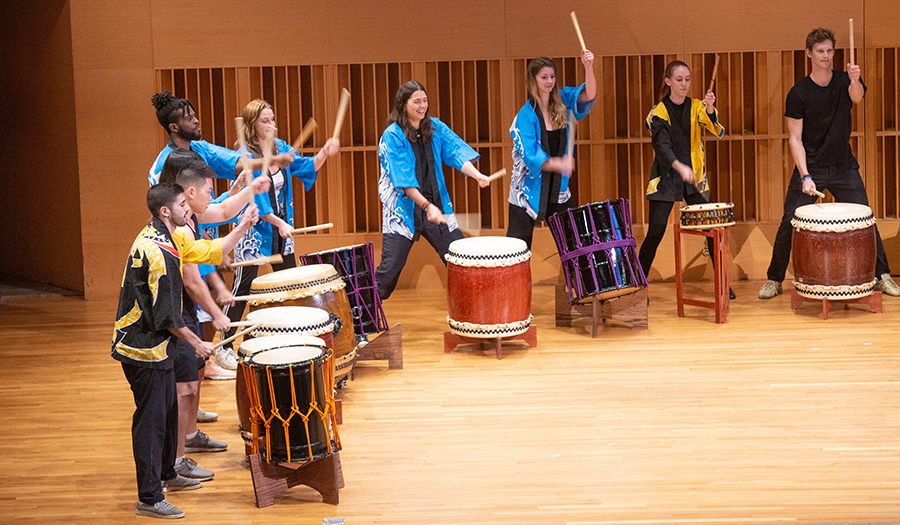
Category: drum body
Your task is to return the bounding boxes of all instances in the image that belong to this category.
[679,202,735,230]
[248,265,356,383]
[299,242,388,338]
[791,203,877,299]
[445,236,532,338]
[247,345,341,463]
[236,334,326,446]
[548,199,647,304]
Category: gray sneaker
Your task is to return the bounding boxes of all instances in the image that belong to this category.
[758,280,782,299]
[174,456,214,481]
[135,498,184,519]
[196,407,218,423]
[161,474,202,493]
[875,273,900,297]
[184,430,227,453]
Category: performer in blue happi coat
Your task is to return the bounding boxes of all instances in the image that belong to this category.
[375,80,490,300]
[507,51,596,249]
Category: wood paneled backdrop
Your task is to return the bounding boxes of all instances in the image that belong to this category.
[4,0,900,299]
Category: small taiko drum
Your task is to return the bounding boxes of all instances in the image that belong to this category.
[445,236,532,338]
[299,243,388,340]
[248,265,357,385]
[548,199,647,304]
[247,344,341,463]
[236,334,326,448]
[679,202,735,230]
[791,202,877,300]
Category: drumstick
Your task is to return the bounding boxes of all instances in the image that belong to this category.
[235,117,250,173]
[813,189,825,199]
[483,168,507,184]
[848,18,855,66]
[231,254,284,267]
[332,88,351,140]
[570,11,586,51]
[291,222,333,235]
[232,291,284,303]
[228,319,259,328]
[291,118,318,151]
[261,131,275,176]
[707,54,720,93]
[214,323,263,348]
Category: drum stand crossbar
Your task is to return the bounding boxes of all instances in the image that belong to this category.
[674,223,730,324]
[790,289,882,320]
[443,326,537,360]
[555,286,649,336]
[249,452,344,507]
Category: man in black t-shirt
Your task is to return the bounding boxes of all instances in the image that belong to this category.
[759,27,900,299]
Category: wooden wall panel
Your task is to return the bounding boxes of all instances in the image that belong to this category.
[0,1,84,292]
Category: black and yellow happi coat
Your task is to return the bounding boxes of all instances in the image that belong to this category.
[644,98,724,202]
[111,218,222,368]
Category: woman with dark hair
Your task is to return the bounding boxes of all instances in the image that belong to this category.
[637,60,727,293]
[507,51,596,249]
[375,80,490,300]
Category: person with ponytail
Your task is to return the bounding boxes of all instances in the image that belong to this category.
[375,81,490,301]
[637,60,730,297]
[507,51,596,249]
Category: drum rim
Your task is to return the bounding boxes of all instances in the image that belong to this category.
[251,263,339,285]
[679,202,734,211]
[447,235,528,256]
[793,202,873,221]
[247,344,328,366]
[239,334,327,356]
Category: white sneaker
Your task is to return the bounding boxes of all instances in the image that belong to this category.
[875,273,900,297]
[215,348,238,371]
[204,360,236,380]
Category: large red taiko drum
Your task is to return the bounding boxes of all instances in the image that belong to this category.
[445,236,532,338]
[791,202,877,300]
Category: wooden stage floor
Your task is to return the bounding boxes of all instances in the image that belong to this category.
[1,281,899,524]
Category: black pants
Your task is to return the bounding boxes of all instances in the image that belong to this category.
[375,220,464,301]
[767,162,890,282]
[221,250,297,348]
[638,194,712,277]
[122,363,177,505]
[507,200,573,250]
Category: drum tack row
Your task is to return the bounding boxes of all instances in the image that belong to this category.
[232,200,880,505]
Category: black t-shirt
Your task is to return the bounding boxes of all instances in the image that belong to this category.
[411,133,434,203]
[784,70,865,168]
[661,96,692,165]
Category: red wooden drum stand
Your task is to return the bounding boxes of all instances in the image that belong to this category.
[443,236,536,359]
[674,221,730,324]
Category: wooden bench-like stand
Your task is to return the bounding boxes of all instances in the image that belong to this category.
[555,284,648,337]
[790,288,882,320]
[354,323,403,370]
[249,452,344,508]
[443,326,537,360]
[675,223,730,324]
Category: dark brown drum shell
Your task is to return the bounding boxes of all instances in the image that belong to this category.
[792,224,876,288]
[446,260,532,326]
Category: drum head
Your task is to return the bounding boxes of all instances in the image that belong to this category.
[792,203,875,232]
[238,334,327,357]
[679,202,733,212]
[445,236,530,267]
[249,345,324,366]
[245,306,331,329]
[251,264,338,288]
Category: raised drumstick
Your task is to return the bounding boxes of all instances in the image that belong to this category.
[849,18,855,66]
[231,291,284,303]
[291,222,333,235]
[235,117,250,173]
[332,88,351,140]
[231,254,284,268]
[570,12,586,51]
[291,118,318,151]
[260,130,275,175]
[483,168,507,184]
[707,54,720,93]
[214,323,262,348]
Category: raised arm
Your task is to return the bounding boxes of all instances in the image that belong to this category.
[577,49,596,103]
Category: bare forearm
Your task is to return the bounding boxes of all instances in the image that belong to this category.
[183,264,223,318]
[789,137,809,175]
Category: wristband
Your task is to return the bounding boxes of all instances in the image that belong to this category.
[800,174,811,182]
[421,201,430,210]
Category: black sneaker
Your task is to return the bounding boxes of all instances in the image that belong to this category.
[135,498,185,519]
